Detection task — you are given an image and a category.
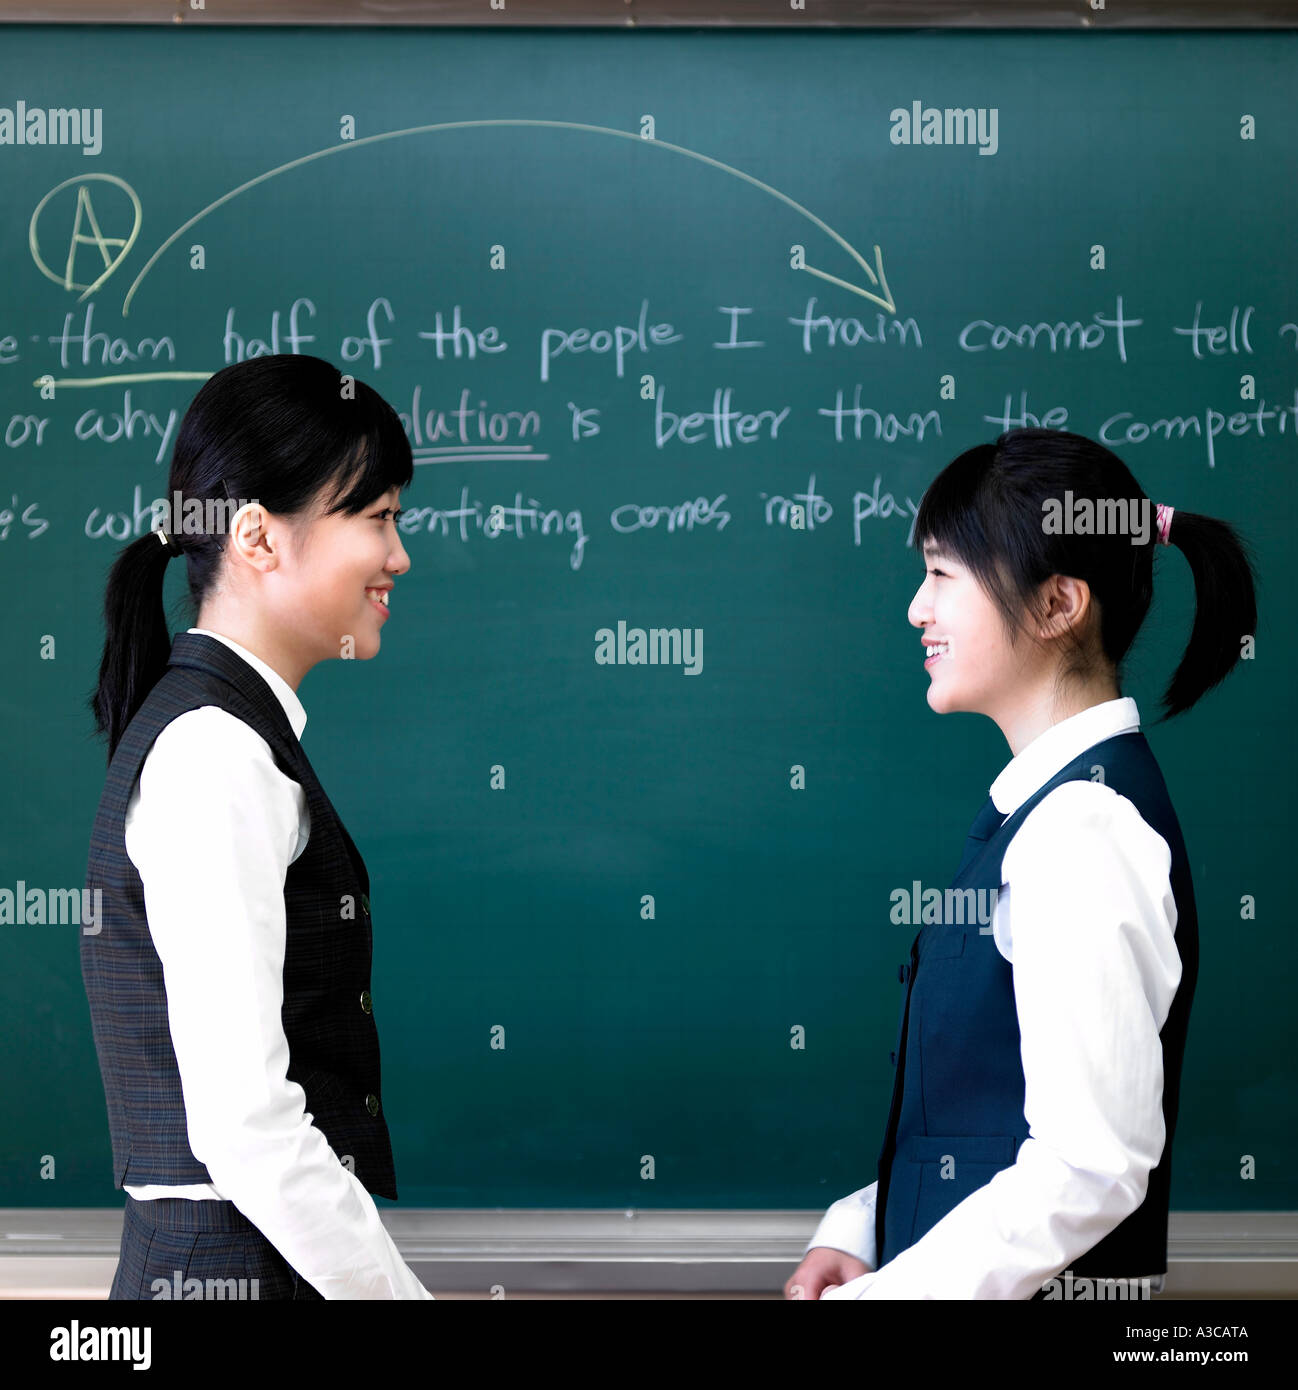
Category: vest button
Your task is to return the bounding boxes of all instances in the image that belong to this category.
[365,1093,380,1117]
[361,894,371,918]
[360,989,372,1014]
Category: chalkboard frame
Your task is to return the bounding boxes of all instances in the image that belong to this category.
[2,0,1298,30]
[0,10,1291,1300]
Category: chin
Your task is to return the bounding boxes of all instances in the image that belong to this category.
[341,630,382,661]
[926,682,961,715]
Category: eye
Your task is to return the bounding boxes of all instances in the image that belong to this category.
[375,507,402,523]
[927,568,947,577]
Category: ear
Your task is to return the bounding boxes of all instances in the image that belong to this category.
[1040,574,1093,637]
[226,502,276,573]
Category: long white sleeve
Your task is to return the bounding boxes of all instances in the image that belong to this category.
[823,779,1181,1299]
[124,706,433,1300]
[804,1181,877,1268]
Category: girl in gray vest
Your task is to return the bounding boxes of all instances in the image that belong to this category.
[84,354,432,1299]
[786,428,1257,1300]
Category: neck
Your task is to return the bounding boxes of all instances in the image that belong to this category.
[195,601,311,692]
[994,670,1121,758]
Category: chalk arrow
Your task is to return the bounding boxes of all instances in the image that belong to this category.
[121,120,898,317]
[799,242,895,315]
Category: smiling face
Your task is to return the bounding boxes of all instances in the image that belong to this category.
[195,473,413,692]
[908,537,1027,720]
[229,481,411,687]
[280,484,409,664]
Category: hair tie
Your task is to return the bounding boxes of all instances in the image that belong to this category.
[153,525,184,560]
[1155,503,1175,545]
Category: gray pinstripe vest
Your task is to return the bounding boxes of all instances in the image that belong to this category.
[82,631,397,1199]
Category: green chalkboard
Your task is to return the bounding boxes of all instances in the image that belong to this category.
[0,24,1290,1212]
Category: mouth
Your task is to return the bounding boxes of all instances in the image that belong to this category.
[923,639,950,668]
[365,586,391,619]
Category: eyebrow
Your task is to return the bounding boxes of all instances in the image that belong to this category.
[921,540,951,559]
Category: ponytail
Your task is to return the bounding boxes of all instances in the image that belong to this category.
[1156,508,1259,723]
[89,530,180,761]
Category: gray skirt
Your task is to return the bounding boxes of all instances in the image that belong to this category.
[109,1194,325,1301]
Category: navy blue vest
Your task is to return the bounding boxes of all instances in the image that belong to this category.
[875,730,1198,1280]
[82,632,397,1199]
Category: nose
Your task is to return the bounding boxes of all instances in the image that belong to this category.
[908,574,932,629]
[388,529,411,576]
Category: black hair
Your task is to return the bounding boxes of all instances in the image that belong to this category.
[913,428,1259,725]
[88,354,413,760]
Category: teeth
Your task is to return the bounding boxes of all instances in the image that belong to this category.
[927,641,949,659]
[367,588,389,607]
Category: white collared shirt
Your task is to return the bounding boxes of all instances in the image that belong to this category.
[122,628,433,1300]
[808,696,1181,1299]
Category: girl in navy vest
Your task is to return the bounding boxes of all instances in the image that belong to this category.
[84,355,432,1299]
[787,428,1257,1300]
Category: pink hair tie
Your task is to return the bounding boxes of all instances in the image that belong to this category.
[1155,503,1174,545]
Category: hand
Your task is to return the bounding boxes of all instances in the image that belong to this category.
[784,1245,872,1300]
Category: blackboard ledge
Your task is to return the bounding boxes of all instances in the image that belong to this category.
[0,1207,1294,1297]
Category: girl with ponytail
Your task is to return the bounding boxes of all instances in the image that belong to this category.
[83,354,432,1299]
[790,427,1258,1300]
